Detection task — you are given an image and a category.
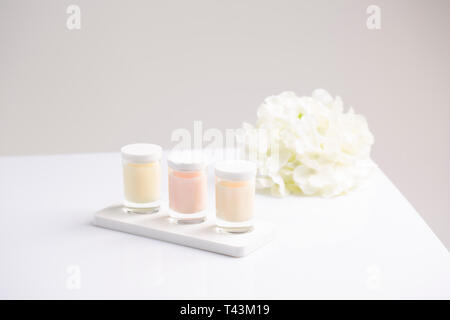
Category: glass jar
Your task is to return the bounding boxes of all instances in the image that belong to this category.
[121,143,162,214]
[215,160,256,233]
[168,151,207,224]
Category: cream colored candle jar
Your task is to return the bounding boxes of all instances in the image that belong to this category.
[215,160,256,233]
[168,151,207,224]
[121,143,162,214]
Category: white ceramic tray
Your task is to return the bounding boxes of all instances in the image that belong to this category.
[93,204,274,257]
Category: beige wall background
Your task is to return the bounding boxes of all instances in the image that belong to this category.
[1,0,449,249]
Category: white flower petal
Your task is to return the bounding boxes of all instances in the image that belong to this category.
[242,89,374,197]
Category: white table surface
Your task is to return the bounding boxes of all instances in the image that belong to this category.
[0,152,449,299]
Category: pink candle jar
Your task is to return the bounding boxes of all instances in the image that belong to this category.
[168,151,208,224]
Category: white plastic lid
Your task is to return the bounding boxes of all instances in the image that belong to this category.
[215,160,257,181]
[121,143,162,163]
[168,150,207,171]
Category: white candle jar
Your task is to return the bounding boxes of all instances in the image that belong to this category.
[168,151,208,224]
[121,143,162,214]
[215,160,256,233]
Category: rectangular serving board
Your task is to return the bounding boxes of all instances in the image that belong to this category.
[93,204,274,257]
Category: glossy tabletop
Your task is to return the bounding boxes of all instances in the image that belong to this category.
[0,152,449,299]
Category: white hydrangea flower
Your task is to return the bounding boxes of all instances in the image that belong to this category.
[241,89,374,197]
